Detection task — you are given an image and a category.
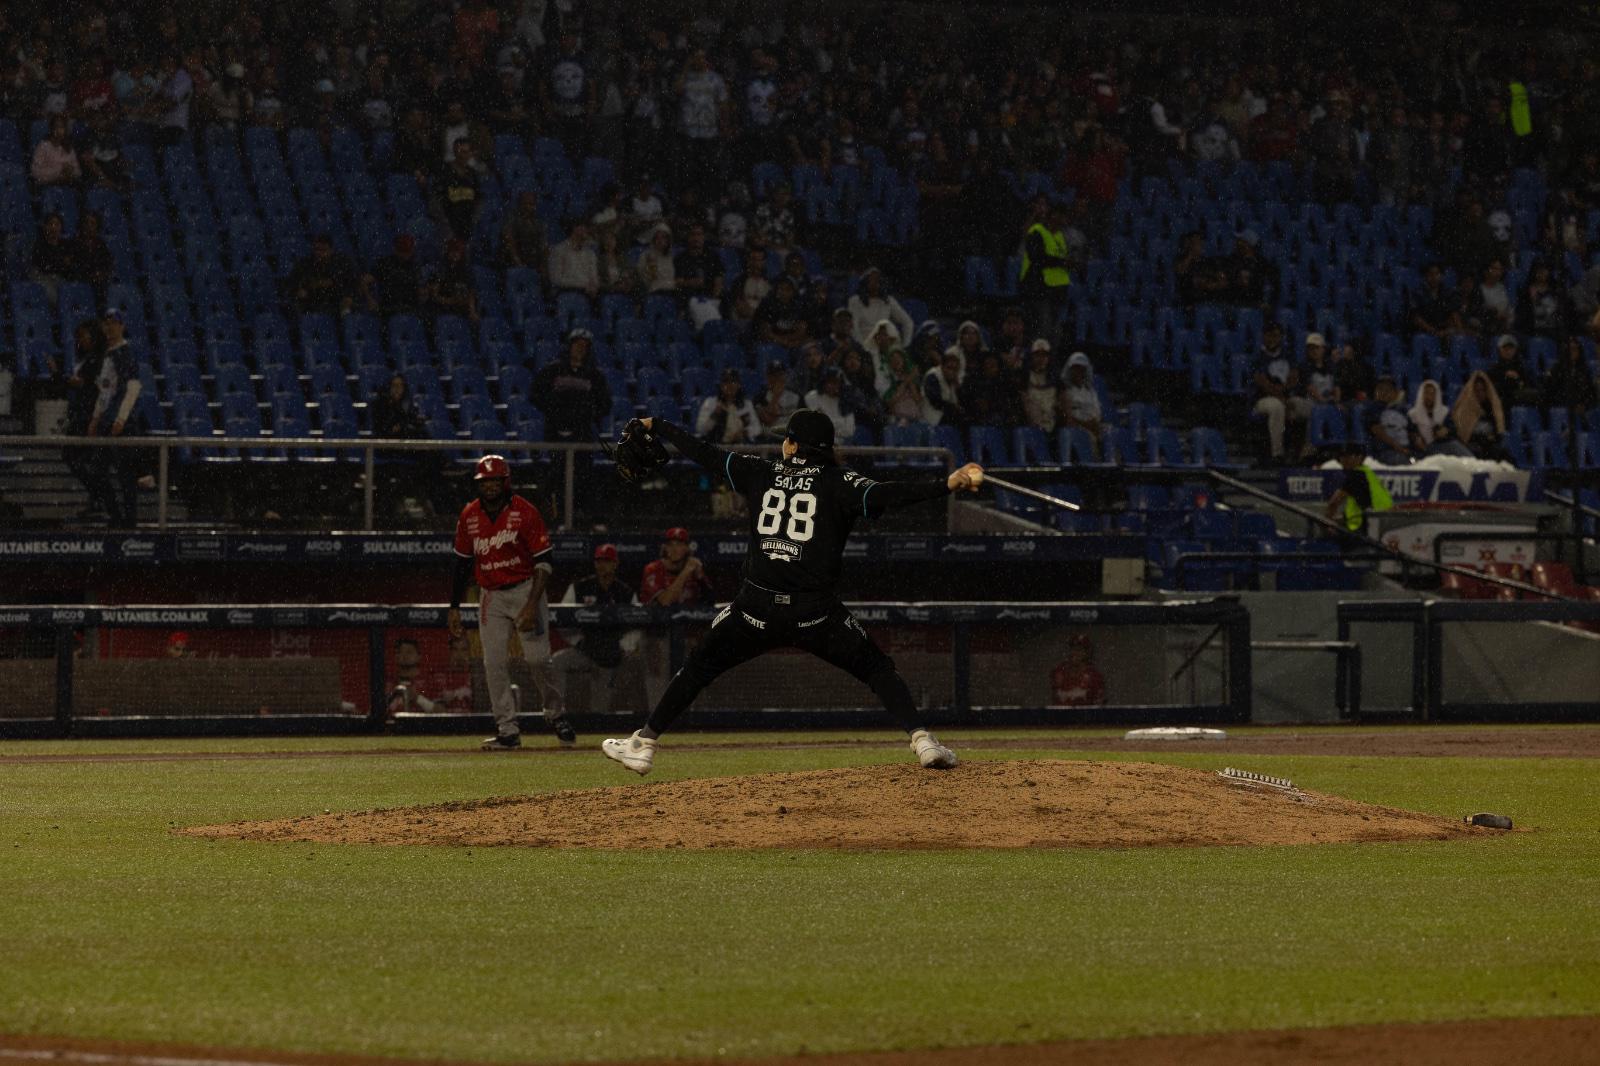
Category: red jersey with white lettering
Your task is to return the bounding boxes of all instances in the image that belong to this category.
[640,558,714,605]
[1051,662,1106,707]
[453,495,552,590]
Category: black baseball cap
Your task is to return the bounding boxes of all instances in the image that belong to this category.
[785,408,835,450]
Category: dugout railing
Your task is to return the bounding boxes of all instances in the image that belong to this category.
[1336,598,1600,722]
[0,599,1252,738]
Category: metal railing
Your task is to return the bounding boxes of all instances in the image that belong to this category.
[0,434,956,532]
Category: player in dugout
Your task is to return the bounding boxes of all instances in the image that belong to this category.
[601,409,984,775]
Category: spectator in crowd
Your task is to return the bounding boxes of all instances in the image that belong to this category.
[627,175,665,244]
[436,137,484,241]
[1407,380,1472,457]
[1301,333,1338,405]
[207,62,252,130]
[499,190,548,271]
[804,365,859,442]
[1174,231,1227,306]
[426,238,480,323]
[991,307,1030,372]
[792,341,830,398]
[638,223,677,293]
[80,112,128,189]
[752,275,809,349]
[1408,263,1462,338]
[370,374,426,439]
[714,180,751,250]
[1251,322,1310,463]
[1487,334,1538,405]
[29,211,74,306]
[552,544,639,714]
[596,225,636,295]
[753,359,800,433]
[1517,262,1570,338]
[1307,90,1358,204]
[1542,336,1599,417]
[824,306,867,365]
[1018,200,1072,346]
[949,320,989,370]
[68,211,112,305]
[640,527,714,608]
[728,247,771,333]
[960,351,1022,428]
[548,218,600,298]
[87,308,143,528]
[839,347,884,433]
[288,234,356,317]
[695,368,760,444]
[751,181,795,257]
[541,29,597,155]
[675,221,725,327]
[921,349,967,428]
[1021,340,1060,433]
[865,320,904,396]
[1366,379,1419,465]
[1330,342,1374,404]
[1222,230,1276,306]
[1058,351,1102,448]
[362,234,425,316]
[847,268,914,349]
[531,328,611,444]
[1050,634,1106,708]
[881,348,926,427]
[1478,259,1514,334]
[675,48,729,196]
[1453,371,1508,460]
[62,318,108,511]
[30,115,80,186]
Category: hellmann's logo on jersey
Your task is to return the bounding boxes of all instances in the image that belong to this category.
[761,539,800,562]
[473,528,522,554]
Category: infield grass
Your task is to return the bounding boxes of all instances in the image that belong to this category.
[2,731,1598,1062]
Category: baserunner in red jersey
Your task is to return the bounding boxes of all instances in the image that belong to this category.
[447,454,573,750]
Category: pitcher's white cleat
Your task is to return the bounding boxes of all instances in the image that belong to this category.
[602,731,657,775]
[910,729,959,769]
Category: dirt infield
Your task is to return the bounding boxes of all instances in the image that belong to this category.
[5,1015,1600,1066]
[183,758,1485,850]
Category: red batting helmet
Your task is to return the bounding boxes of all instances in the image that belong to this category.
[474,454,511,481]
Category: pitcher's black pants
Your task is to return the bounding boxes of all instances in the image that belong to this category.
[645,584,923,737]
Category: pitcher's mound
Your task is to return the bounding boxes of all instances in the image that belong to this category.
[184,759,1490,850]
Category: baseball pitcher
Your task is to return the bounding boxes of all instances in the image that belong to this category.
[601,410,983,775]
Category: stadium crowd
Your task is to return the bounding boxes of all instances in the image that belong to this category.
[1,0,1598,527]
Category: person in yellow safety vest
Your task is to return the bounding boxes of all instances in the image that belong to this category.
[1324,442,1395,537]
[1018,201,1072,351]
[1508,81,1532,138]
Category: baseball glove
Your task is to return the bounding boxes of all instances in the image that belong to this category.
[604,418,671,483]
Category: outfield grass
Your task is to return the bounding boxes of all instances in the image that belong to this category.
[2,733,1598,1062]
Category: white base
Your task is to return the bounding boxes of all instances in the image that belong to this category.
[1123,726,1228,741]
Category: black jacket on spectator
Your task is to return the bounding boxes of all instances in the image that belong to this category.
[532,349,612,441]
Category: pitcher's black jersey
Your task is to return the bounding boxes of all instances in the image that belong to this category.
[720,452,880,594]
[650,419,952,599]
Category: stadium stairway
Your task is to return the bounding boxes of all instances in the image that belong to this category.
[0,441,182,528]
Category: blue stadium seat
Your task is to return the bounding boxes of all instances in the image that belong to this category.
[1058,427,1108,467]
[1100,426,1138,466]
[1012,427,1053,465]
[1145,427,1186,467]
[1308,404,1347,447]
[1190,428,1243,470]
[968,426,1010,466]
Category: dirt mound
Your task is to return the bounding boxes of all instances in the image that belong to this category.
[182,759,1489,850]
